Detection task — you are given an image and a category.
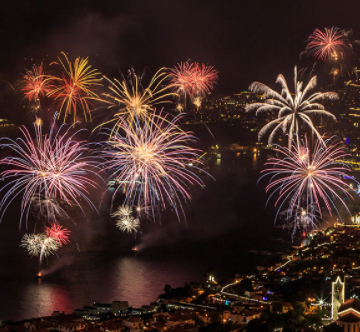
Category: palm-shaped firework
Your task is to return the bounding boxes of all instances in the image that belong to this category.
[246,66,338,148]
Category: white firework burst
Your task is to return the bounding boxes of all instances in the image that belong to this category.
[246,66,338,148]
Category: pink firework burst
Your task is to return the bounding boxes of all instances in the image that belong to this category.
[101,110,208,219]
[45,222,71,245]
[262,136,354,223]
[0,114,100,225]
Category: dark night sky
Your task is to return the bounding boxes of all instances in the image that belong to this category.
[0,0,359,93]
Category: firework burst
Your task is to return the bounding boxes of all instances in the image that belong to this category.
[169,62,218,110]
[21,233,60,263]
[32,196,69,221]
[102,110,207,219]
[21,62,50,105]
[302,27,360,82]
[279,204,321,238]
[0,115,100,225]
[169,62,196,107]
[101,68,176,131]
[47,52,101,122]
[112,204,132,217]
[45,222,71,245]
[112,206,140,233]
[246,66,338,148]
[192,62,218,98]
[20,233,45,257]
[306,27,347,61]
[262,136,354,232]
[116,215,139,233]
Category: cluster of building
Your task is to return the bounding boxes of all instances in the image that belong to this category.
[337,78,360,130]
[0,302,240,332]
[6,223,360,331]
[184,91,262,127]
[208,222,360,330]
[183,80,360,157]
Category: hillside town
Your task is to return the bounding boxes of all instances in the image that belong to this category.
[5,221,360,332]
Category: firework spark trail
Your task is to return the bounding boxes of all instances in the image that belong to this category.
[32,196,69,221]
[100,68,177,132]
[0,115,100,225]
[306,27,347,61]
[261,137,354,231]
[45,222,71,245]
[47,52,102,122]
[102,110,207,219]
[39,236,60,263]
[246,66,338,148]
[21,62,51,105]
[279,203,321,238]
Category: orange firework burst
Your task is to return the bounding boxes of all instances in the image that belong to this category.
[21,62,50,104]
[47,52,102,122]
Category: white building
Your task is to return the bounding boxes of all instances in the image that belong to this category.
[332,276,345,320]
[351,213,360,224]
[338,298,360,332]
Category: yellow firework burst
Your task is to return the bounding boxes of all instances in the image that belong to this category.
[100,68,177,131]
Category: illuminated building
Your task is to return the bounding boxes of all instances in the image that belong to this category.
[0,119,15,129]
[332,275,345,320]
[338,298,360,331]
[351,213,360,224]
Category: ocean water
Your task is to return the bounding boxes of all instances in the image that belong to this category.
[0,151,290,321]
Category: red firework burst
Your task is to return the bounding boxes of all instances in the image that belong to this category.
[192,63,218,96]
[45,222,71,245]
[307,27,347,61]
[169,62,197,100]
[21,63,50,103]
[169,61,218,107]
